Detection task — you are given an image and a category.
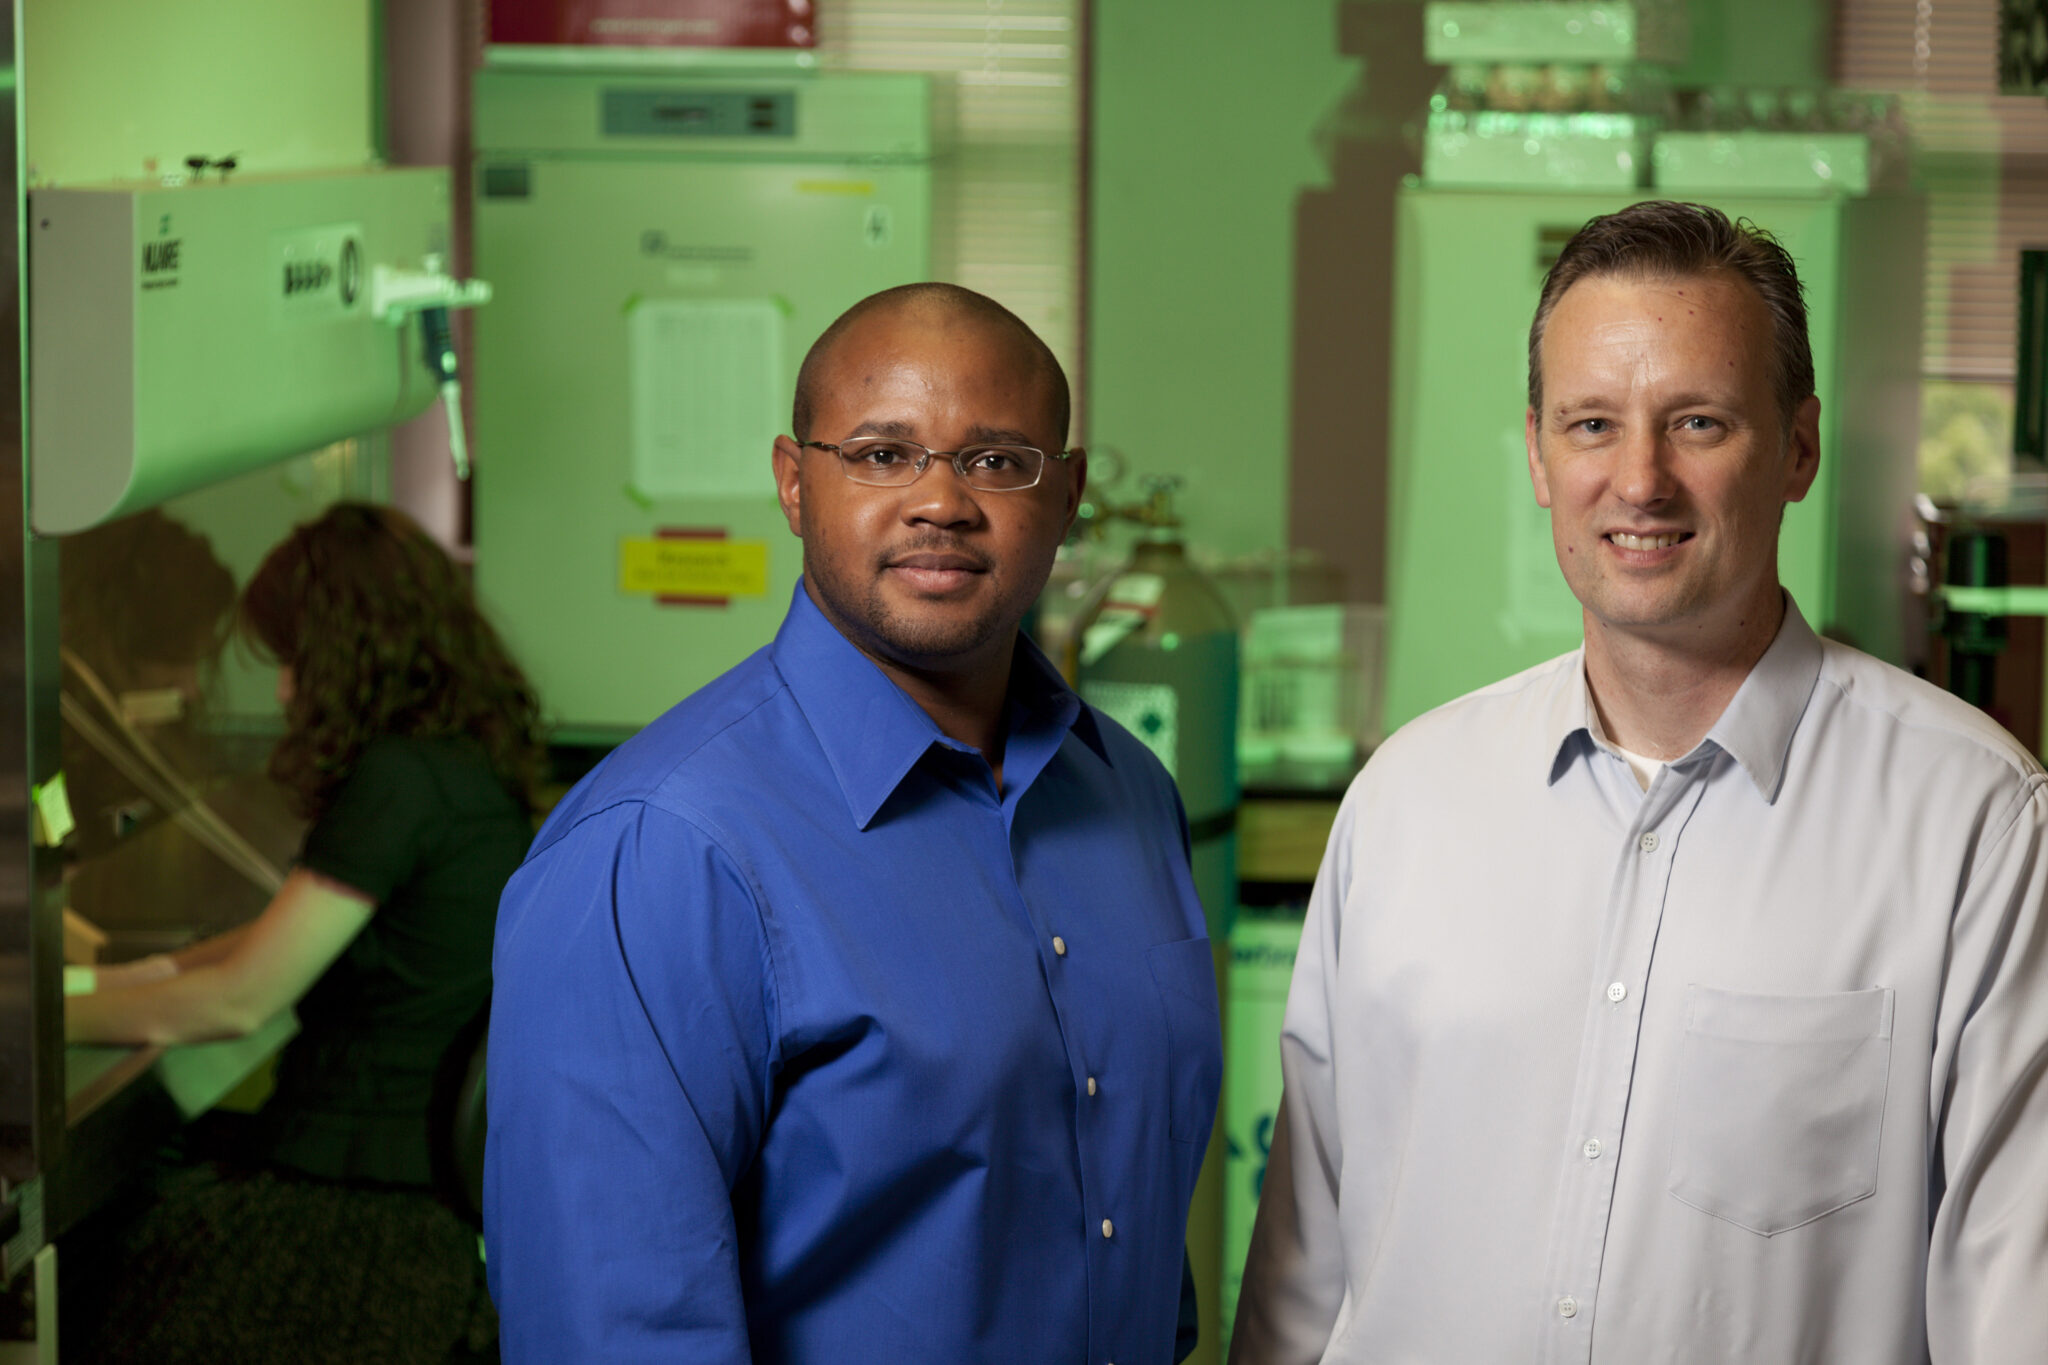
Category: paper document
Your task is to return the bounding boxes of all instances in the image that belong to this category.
[628,298,784,500]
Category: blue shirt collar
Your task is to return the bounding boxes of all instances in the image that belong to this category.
[771,582,1110,829]
[1545,594,1825,803]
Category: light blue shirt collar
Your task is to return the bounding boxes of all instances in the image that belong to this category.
[1546,594,1825,803]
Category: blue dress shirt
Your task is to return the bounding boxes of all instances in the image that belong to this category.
[486,584,1221,1364]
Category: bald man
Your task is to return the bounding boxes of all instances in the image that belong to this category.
[487,285,1221,1364]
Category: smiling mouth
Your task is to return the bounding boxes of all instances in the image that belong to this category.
[1607,531,1690,551]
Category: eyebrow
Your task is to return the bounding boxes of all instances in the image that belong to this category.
[1548,390,1742,419]
[964,425,1039,446]
[841,419,1042,446]
[844,419,919,439]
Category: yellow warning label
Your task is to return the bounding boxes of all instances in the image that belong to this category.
[795,179,876,196]
[620,537,769,599]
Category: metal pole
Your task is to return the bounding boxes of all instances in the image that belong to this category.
[4,0,75,1297]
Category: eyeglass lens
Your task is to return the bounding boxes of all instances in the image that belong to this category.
[836,438,1046,491]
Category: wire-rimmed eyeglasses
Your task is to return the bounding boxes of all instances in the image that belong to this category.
[798,437,1077,492]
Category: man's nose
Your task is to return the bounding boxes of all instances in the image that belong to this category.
[1612,427,1676,508]
[901,456,984,525]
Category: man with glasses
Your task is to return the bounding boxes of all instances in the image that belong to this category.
[1232,201,2048,1361]
[487,284,1220,1364]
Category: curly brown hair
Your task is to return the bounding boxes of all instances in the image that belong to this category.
[238,502,545,819]
[61,508,238,695]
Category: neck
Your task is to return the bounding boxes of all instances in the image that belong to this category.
[870,639,1016,783]
[1582,590,1785,760]
[798,581,1021,783]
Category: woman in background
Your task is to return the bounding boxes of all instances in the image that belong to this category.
[58,508,240,861]
[64,502,545,1365]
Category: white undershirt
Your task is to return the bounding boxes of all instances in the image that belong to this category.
[1611,743,1665,790]
[1585,693,1665,790]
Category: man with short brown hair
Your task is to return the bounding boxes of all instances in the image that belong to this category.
[1232,202,2048,1363]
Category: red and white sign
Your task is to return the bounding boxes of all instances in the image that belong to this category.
[488,0,815,49]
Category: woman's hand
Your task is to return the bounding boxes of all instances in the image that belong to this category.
[65,868,375,1046]
[80,953,181,993]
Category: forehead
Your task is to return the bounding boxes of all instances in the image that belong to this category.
[819,309,1053,413]
[1541,271,1772,393]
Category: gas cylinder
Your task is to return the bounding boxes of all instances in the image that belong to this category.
[1074,477,1240,937]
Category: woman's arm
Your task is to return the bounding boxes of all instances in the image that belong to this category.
[72,925,249,994]
[66,867,375,1046]
[167,924,253,972]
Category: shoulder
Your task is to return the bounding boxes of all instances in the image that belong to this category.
[1368,650,1580,777]
[337,733,436,785]
[361,732,511,787]
[498,685,783,962]
[494,671,789,1015]
[525,649,793,863]
[1319,651,1578,857]
[322,733,525,821]
[310,734,443,822]
[1811,640,2044,784]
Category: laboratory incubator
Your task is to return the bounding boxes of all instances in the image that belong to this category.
[471,62,932,736]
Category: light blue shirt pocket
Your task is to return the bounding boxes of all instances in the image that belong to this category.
[1668,983,1895,1236]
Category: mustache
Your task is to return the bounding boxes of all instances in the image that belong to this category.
[880,537,993,571]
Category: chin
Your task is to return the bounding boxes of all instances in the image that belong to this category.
[898,624,1003,660]
[868,609,1010,668]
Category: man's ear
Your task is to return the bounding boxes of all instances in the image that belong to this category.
[1782,395,1822,505]
[772,435,805,537]
[1525,408,1553,509]
[1060,447,1088,535]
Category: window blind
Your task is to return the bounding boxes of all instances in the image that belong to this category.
[816,1,1084,411]
[1837,0,2048,382]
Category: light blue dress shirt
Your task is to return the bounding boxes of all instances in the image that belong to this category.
[1233,598,2048,1364]
[486,584,1221,1364]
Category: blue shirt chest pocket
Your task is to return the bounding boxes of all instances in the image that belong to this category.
[1148,937,1223,1145]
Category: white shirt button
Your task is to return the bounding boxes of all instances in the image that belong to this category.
[1558,1295,1579,1319]
[1101,1218,1114,1239]
[1582,1138,1602,1159]
[1087,1076,1098,1096]
[1638,831,1659,852]
[1606,981,1628,1003]
[1052,935,1068,957]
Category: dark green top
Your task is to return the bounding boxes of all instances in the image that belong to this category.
[256,734,532,1187]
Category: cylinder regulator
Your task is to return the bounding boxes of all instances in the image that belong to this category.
[1073,477,1240,937]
